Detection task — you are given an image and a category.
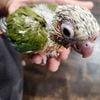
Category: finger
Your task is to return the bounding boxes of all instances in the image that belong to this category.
[38,53,47,65]
[0,0,11,16]
[31,54,42,64]
[47,58,60,72]
[0,0,10,8]
[17,0,56,5]
[9,0,94,13]
[57,47,70,61]
[31,53,47,65]
[65,0,94,9]
[8,1,22,13]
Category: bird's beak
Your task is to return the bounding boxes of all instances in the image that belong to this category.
[72,40,95,58]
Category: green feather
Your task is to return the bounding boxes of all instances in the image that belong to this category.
[6,6,48,52]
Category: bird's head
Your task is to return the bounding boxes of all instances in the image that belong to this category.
[50,5,100,58]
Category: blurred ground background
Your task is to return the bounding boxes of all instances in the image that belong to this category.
[23,0,100,100]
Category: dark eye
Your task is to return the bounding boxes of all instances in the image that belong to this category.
[63,27,71,37]
[61,21,74,38]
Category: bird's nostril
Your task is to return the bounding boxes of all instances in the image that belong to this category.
[85,43,88,47]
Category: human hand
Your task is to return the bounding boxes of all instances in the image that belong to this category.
[28,0,94,72]
[7,0,94,72]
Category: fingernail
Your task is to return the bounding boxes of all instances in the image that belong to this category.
[87,1,94,9]
[48,58,60,72]
[31,55,42,64]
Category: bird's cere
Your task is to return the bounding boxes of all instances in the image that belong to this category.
[6,4,100,58]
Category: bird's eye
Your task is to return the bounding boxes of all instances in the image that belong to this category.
[61,21,74,38]
[63,27,71,37]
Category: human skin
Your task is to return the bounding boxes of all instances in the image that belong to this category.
[0,0,94,72]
